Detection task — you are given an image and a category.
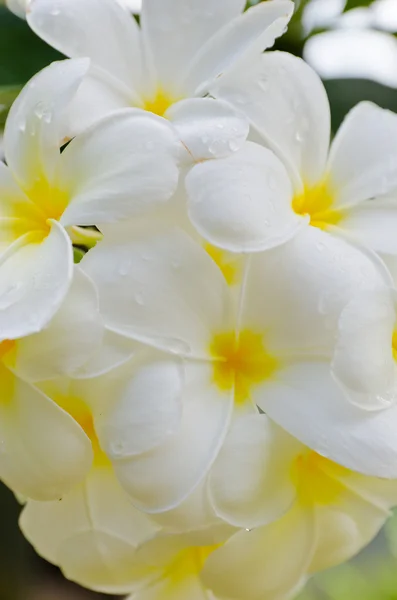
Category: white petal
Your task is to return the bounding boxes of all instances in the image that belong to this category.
[14,267,103,381]
[341,198,397,256]
[185,1,294,96]
[165,98,249,163]
[20,465,158,594]
[328,102,397,208]
[72,329,140,379]
[65,71,132,137]
[0,365,92,500]
[310,491,390,573]
[100,359,184,458]
[241,226,388,356]
[185,142,303,253]
[212,51,331,188]
[203,505,315,600]
[151,480,220,534]
[4,58,89,192]
[0,220,73,340]
[81,227,229,356]
[59,110,180,226]
[256,361,397,478]
[106,362,233,513]
[210,414,299,529]
[332,288,397,408]
[28,0,142,92]
[141,0,245,94]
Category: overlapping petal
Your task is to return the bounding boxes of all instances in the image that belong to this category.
[59,110,180,226]
[185,1,294,97]
[81,227,229,356]
[332,288,397,409]
[20,465,158,594]
[101,361,233,513]
[203,505,314,600]
[13,267,103,381]
[0,220,73,340]
[212,51,331,188]
[256,361,397,478]
[185,142,303,253]
[0,364,92,500]
[28,0,143,93]
[165,98,249,163]
[141,0,245,94]
[328,102,397,209]
[4,58,89,192]
[209,414,298,529]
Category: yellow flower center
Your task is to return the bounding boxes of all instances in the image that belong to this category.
[292,180,343,230]
[291,451,351,506]
[164,544,221,588]
[142,87,179,117]
[205,243,242,286]
[51,393,109,466]
[392,330,397,362]
[210,330,279,405]
[11,176,69,242]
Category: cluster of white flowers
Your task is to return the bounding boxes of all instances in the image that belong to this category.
[3,0,397,598]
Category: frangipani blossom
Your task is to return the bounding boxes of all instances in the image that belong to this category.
[20,378,159,594]
[26,0,294,139]
[81,223,397,517]
[0,57,180,338]
[0,267,103,500]
[203,51,397,258]
[20,374,230,595]
[204,413,397,600]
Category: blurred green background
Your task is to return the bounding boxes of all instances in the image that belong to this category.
[0,0,397,598]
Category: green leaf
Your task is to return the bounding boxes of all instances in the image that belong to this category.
[344,0,375,12]
[0,84,22,129]
[73,247,86,264]
[324,78,397,131]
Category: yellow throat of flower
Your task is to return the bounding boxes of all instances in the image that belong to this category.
[292,180,342,230]
[142,87,179,117]
[52,393,109,466]
[291,451,351,506]
[210,330,279,405]
[13,175,69,242]
[165,544,221,588]
[205,243,242,286]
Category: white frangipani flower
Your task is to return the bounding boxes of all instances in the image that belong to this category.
[0,267,103,500]
[204,413,397,600]
[20,373,230,595]
[81,222,397,517]
[0,57,180,338]
[20,377,159,594]
[26,0,293,138]
[202,51,397,258]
